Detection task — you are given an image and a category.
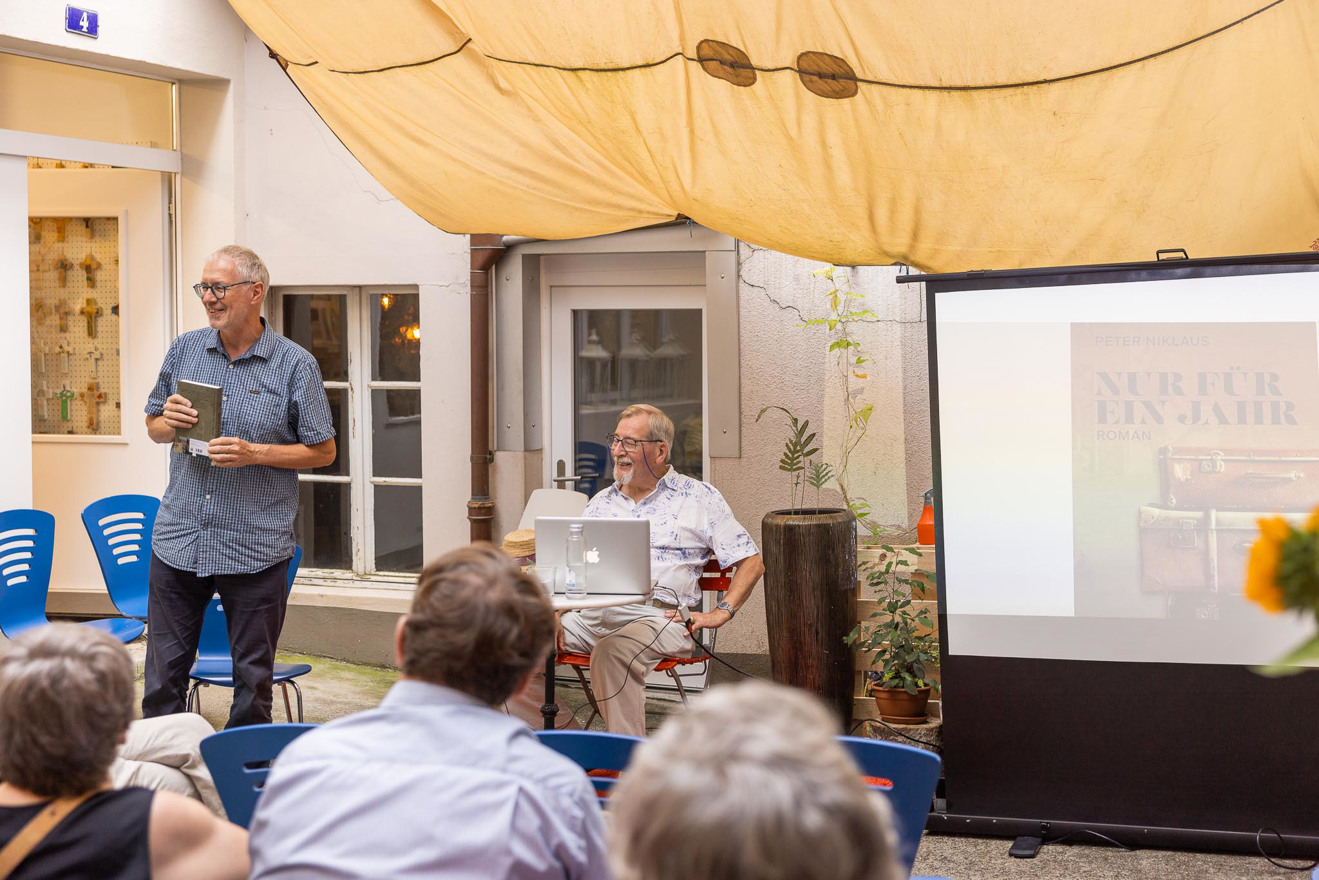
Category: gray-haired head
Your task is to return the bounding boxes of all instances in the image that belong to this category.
[206,244,270,292]
[0,625,135,798]
[617,403,675,449]
[608,680,901,880]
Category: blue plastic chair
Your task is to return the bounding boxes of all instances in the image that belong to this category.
[574,441,609,498]
[80,494,159,620]
[838,735,943,877]
[0,509,145,643]
[534,729,644,802]
[199,722,316,828]
[186,546,311,722]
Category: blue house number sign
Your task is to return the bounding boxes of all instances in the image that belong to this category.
[65,6,99,38]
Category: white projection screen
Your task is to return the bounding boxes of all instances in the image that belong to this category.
[914,253,1319,855]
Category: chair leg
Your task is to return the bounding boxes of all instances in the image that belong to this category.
[668,667,690,705]
[187,682,203,714]
[571,666,601,729]
[285,679,305,723]
[280,682,294,723]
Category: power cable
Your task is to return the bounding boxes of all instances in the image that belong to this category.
[1254,828,1319,871]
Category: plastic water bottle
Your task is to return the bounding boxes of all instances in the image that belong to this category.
[565,524,588,599]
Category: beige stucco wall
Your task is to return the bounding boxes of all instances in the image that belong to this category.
[6,2,474,607]
[713,242,931,654]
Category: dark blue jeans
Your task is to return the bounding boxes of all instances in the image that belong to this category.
[142,553,290,728]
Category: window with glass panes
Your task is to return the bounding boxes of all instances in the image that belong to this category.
[278,287,423,575]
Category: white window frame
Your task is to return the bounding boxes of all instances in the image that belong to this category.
[272,284,422,585]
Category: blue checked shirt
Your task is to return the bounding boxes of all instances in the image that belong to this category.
[145,320,335,576]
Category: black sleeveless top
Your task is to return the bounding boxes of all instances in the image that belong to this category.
[0,788,153,880]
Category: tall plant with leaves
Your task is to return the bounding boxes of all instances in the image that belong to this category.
[845,545,940,695]
[800,266,880,537]
[756,405,820,513]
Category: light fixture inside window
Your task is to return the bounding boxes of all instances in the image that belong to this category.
[380,294,393,310]
[405,324,421,341]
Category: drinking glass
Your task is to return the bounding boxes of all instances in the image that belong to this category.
[528,565,557,596]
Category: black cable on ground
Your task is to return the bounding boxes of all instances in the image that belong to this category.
[1255,828,1319,871]
[1040,829,1134,852]
[852,716,938,748]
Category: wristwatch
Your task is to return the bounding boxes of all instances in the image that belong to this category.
[715,601,736,619]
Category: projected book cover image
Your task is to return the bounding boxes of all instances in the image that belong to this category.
[1070,322,1319,621]
[172,380,222,458]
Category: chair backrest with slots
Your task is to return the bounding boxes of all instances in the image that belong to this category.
[534,729,644,802]
[200,723,316,827]
[837,735,942,875]
[80,495,160,620]
[0,509,55,639]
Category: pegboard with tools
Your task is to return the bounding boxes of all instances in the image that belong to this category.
[28,215,122,438]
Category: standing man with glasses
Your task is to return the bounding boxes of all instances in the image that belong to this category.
[143,245,335,727]
[557,403,764,735]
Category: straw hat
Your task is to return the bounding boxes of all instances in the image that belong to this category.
[501,528,536,559]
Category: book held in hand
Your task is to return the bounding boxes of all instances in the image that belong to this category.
[172,380,222,458]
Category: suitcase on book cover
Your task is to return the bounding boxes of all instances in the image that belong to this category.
[1137,506,1305,593]
[1157,446,1319,511]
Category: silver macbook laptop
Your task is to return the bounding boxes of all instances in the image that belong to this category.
[534,517,652,597]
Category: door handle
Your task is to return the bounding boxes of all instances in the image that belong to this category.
[552,458,585,488]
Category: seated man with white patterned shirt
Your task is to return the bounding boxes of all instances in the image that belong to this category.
[559,403,765,736]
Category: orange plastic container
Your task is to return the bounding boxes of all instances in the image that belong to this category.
[917,488,935,545]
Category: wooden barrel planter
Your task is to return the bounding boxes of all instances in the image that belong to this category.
[762,508,857,725]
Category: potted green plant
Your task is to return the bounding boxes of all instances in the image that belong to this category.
[846,545,940,723]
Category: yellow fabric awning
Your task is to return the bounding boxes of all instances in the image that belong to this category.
[228,0,1319,271]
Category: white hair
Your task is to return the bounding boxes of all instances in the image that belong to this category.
[206,244,270,291]
[618,403,674,449]
[608,681,902,880]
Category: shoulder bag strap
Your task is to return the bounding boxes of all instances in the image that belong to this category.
[0,791,98,879]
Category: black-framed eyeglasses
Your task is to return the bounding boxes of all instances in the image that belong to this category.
[605,433,663,452]
[193,280,257,300]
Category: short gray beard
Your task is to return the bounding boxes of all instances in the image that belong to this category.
[614,459,634,485]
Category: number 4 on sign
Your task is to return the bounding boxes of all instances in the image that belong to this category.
[65,7,98,38]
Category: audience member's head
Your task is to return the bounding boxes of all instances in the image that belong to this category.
[398,542,554,704]
[0,624,135,798]
[609,680,901,880]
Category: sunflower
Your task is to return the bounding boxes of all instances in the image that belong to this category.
[1244,516,1291,614]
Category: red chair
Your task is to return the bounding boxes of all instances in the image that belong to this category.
[557,559,734,728]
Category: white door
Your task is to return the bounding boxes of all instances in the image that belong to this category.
[29,168,170,598]
[548,283,712,694]
[548,286,706,491]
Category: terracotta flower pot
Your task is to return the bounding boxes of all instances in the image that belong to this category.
[872,685,932,724]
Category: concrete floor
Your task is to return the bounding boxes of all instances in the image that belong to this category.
[125,641,1312,878]
[912,833,1313,879]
